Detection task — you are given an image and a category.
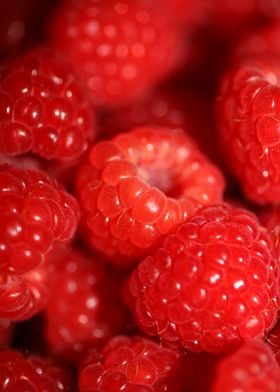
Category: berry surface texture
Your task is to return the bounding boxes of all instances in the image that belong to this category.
[1,0,280,391]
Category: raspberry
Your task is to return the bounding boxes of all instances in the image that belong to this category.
[48,0,184,107]
[0,258,54,320]
[0,318,13,349]
[217,56,280,204]
[79,335,183,392]
[0,164,79,274]
[76,126,224,265]
[213,341,280,392]
[0,46,95,161]
[127,204,279,352]
[44,247,128,364]
[0,350,74,391]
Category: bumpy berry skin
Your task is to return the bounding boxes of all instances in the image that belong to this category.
[0,165,79,275]
[48,0,184,107]
[79,335,183,392]
[0,350,73,391]
[127,204,279,352]
[0,46,95,161]
[44,247,127,364]
[76,126,224,265]
[213,341,280,392]
[0,257,55,321]
[217,56,280,204]
[0,319,13,348]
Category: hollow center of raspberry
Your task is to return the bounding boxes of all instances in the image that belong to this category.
[138,164,181,197]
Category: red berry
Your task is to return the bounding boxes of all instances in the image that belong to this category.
[127,204,279,352]
[217,56,280,204]
[0,318,13,349]
[0,164,79,275]
[76,126,224,265]
[48,0,184,107]
[44,247,128,364]
[0,46,95,161]
[0,258,54,320]
[79,335,183,392]
[0,350,74,391]
[213,341,280,392]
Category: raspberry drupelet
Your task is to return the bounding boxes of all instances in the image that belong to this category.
[213,341,280,392]
[0,46,95,161]
[0,258,55,320]
[126,204,279,352]
[0,164,79,275]
[48,0,185,107]
[44,247,128,364]
[217,56,280,204]
[79,335,183,392]
[0,350,74,391]
[76,126,225,265]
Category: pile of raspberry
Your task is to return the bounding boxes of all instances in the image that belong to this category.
[2,0,280,391]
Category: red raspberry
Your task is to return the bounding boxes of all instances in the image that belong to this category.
[76,126,224,265]
[213,341,280,392]
[0,46,95,161]
[100,87,224,168]
[48,0,184,107]
[127,204,279,352]
[79,335,183,392]
[0,258,54,320]
[0,164,79,275]
[217,56,280,204]
[0,350,74,391]
[0,318,13,349]
[44,247,128,364]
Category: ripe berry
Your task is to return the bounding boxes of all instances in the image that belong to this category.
[79,335,183,392]
[0,164,79,275]
[127,204,279,352]
[48,0,184,107]
[0,46,95,161]
[217,56,280,204]
[0,350,74,391]
[44,247,128,364]
[76,126,224,265]
[213,341,280,392]
[0,258,55,320]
